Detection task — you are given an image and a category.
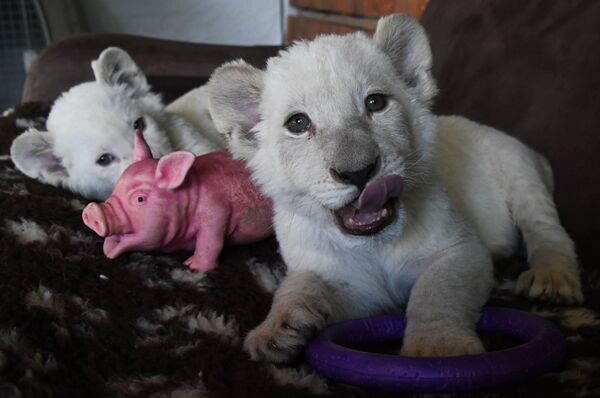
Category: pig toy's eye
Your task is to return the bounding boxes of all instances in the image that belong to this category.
[129,192,148,206]
[96,153,114,166]
[133,117,146,131]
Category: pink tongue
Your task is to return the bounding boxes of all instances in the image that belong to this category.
[356,175,404,212]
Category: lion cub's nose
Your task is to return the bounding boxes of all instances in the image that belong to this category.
[330,161,377,191]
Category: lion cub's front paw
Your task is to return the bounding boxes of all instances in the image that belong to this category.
[401,327,484,357]
[244,303,327,363]
[516,265,583,304]
[244,322,307,363]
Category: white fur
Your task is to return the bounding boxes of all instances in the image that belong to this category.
[166,85,225,149]
[10,47,222,200]
[436,116,582,303]
[207,14,583,362]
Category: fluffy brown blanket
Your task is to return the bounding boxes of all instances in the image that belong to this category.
[1,103,599,398]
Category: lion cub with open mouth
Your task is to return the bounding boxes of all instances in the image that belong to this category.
[207,14,582,361]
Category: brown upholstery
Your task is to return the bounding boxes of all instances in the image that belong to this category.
[421,0,600,273]
[21,33,281,104]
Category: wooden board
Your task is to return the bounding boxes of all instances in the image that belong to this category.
[287,0,429,42]
[290,0,429,18]
[287,13,376,42]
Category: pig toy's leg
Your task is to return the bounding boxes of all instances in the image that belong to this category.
[184,210,229,271]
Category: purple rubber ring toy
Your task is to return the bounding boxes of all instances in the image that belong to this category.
[305,307,565,392]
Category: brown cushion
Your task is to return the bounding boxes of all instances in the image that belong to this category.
[421,0,600,272]
[22,33,281,104]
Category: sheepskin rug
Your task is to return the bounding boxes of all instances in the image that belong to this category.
[1,103,599,398]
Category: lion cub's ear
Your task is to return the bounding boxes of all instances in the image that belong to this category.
[373,14,438,103]
[91,47,151,99]
[206,60,263,161]
[10,128,69,187]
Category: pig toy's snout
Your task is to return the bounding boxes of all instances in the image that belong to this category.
[83,203,109,237]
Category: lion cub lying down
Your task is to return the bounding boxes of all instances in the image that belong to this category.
[207,14,582,361]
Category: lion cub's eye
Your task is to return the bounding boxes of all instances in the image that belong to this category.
[285,113,311,134]
[133,117,145,131]
[365,94,387,112]
[96,153,114,166]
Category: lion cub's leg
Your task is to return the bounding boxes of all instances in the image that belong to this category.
[510,155,583,303]
[401,249,494,357]
[244,271,341,363]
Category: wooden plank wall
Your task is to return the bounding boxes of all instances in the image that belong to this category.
[287,0,429,42]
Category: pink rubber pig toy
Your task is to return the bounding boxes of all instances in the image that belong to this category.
[82,131,273,271]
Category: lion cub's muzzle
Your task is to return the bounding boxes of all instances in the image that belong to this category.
[334,174,404,235]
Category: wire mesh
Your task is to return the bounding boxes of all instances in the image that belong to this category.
[0,0,47,111]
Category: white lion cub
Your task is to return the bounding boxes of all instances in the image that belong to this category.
[11,47,223,200]
[207,14,582,361]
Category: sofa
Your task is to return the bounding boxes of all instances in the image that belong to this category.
[1,0,599,397]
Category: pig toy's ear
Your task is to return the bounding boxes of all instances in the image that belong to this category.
[133,130,153,161]
[155,152,195,190]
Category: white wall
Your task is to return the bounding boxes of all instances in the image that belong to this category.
[78,0,285,45]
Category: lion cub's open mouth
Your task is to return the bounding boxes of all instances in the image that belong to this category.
[335,175,404,235]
